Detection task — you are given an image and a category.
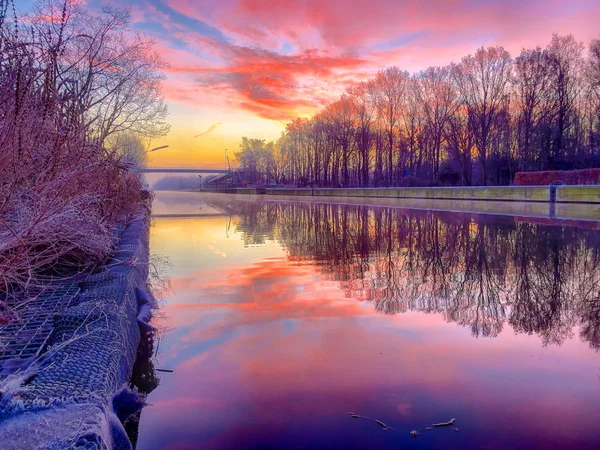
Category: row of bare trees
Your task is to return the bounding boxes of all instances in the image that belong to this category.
[0,0,168,302]
[237,34,600,187]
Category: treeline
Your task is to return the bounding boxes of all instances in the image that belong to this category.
[236,34,600,187]
[209,198,600,349]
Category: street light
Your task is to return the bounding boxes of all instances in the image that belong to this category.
[225,148,231,171]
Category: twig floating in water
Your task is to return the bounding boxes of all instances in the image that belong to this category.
[348,412,393,431]
[156,368,174,373]
[433,418,456,427]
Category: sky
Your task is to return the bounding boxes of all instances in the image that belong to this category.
[19,0,600,168]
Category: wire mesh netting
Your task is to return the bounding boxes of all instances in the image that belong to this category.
[0,283,81,362]
[0,213,151,450]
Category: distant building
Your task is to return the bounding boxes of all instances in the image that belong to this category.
[205,172,233,188]
[204,169,246,188]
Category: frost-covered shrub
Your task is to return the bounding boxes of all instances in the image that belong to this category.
[0,0,161,297]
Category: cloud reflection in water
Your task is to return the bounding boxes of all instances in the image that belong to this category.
[139,194,600,450]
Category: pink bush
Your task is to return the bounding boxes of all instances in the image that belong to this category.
[514,169,600,185]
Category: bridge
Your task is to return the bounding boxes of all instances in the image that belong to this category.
[135,168,230,174]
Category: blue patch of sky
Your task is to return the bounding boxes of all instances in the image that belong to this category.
[282,319,298,335]
[279,40,296,56]
[148,0,227,42]
[13,0,37,14]
[372,31,428,51]
[133,19,221,63]
[14,0,226,62]
[139,0,229,64]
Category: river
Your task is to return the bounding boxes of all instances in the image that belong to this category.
[137,191,600,450]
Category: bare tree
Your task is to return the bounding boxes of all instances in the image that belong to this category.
[324,95,356,187]
[513,47,554,170]
[452,46,512,185]
[373,66,409,185]
[108,132,148,168]
[29,0,170,143]
[401,77,424,178]
[348,82,375,186]
[445,105,475,184]
[415,66,458,180]
[586,38,600,150]
[545,34,585,166]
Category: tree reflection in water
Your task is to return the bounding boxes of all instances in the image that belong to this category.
[211,199,600,351]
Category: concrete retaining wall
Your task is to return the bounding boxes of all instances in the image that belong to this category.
[263,185,600,204]
[200,187,264,195]
[556,186,600,204]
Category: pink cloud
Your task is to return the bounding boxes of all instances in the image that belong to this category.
[155,0,600,121]
[162,37,365,120]
[166,0,600,54]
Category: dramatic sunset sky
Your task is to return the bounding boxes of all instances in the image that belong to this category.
[21,1,600,168]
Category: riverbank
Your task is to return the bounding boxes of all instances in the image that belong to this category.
[0,211,154,450]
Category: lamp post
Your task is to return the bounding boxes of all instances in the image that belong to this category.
[225,148,231,171]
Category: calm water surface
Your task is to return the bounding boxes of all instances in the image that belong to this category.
[138,191,600,450]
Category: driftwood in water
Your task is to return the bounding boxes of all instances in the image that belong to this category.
[348,412,392,431]
[433,418,456,427]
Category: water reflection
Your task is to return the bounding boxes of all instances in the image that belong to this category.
[125,330,160,448]
[208,198,600,350]
[139,193,600,450]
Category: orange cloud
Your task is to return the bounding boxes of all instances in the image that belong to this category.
[164,37,365,120]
